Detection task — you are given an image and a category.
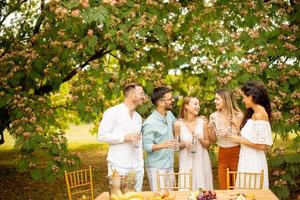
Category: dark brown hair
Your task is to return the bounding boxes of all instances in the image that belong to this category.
[151,86,171,106]
[241,81,272,128]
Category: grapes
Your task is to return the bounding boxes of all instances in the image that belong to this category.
[196,190,217,200]
[189,189,217,200]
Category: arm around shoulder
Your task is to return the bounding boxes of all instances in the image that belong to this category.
[207,114,217,144]
[199,118,211,148]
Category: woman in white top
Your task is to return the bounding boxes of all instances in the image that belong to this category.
[227,81,273,189]
[174,97,213,190]
[208,89,243,189]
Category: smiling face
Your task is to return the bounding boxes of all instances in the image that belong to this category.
[158,92,174,111]
[214,93,224,110]
[132,86,146,107]
[185,97,200,116]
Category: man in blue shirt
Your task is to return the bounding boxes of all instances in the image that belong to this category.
[142,86,178,191]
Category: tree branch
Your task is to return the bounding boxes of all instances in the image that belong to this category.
[62,48,109,82]
[0,0,28,27]
[18,0,32,38]
[34,48,110,95]
[32,0,45,35]
[50,105,77,112]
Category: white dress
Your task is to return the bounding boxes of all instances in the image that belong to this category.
[237,119,273,189]
[178,119,213,190]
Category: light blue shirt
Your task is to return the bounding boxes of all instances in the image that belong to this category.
[142,110,176,169]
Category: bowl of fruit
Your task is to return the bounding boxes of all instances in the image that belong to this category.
[189,188,217,200]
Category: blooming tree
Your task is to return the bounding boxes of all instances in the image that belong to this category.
[0,0,299,190]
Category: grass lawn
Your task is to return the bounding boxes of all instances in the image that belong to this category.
[1,124,294,199]
[0,124,152,200]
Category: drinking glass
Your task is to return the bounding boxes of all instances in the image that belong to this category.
[191,137,197,154]
[132,133,141,149]
[173,135,180,151]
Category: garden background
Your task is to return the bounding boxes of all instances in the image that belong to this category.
[0,0,299,199]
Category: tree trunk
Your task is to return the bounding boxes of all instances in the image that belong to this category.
[0,107,9,145]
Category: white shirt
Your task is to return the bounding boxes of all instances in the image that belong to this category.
[97,103,144,168]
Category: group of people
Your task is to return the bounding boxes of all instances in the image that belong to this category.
[97,80,273,192]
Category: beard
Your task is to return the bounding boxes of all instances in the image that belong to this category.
[165,103,173,111]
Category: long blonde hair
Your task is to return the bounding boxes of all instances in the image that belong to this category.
[216,89,241,120]
[178,96,198,119]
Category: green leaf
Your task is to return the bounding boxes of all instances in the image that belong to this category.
[88,36,98,49]
[81,6,108,24]
[18,160,28,172]
[62,1,80,9]
[31,168,42,181]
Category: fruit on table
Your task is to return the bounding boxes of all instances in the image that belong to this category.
[123,192,145,200]
[147,191,176,200]
[189,189,217,200]
[229,193,255,200]
[111,191,145,200]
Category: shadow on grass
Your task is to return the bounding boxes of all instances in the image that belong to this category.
[0,143,219,199]
[0,143,151,200]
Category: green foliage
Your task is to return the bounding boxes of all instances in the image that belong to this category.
[0,1,299,195]
[268,135,300,200]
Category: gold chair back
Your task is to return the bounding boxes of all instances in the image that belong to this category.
[156,169,192,191]
[65,166,94,200]
[226,168,264,190]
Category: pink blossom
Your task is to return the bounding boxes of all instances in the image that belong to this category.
[55,7,68,19]
[272,111,282,122]
[71,9,80,17]
[23,132,31,138]
[51,56,59,63]
[259,62,267,70]
[81,0,90,8]
[63,40,74,48]
[36,126,43,132]
[267,80,277,89]
[249,30,259,39]
[164,23,173,36]
[291,25,299,32]
[284,42,297,51]
[76,44,84,50]
[58,30,65,37]
[288,34,296,42]
[219,47,226,54]
[278,34,286,41]
[281,24,290,30]
[87,29,94,36]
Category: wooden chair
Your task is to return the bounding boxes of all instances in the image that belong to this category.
[65,166,94,200]
[156,169,192,191]
[226,168,264,190]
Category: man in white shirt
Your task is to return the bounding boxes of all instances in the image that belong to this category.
[97,83,146,192]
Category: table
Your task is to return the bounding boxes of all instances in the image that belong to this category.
[95,189,279,200]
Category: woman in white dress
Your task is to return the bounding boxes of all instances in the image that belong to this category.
[174,97,213,191]
[227,81,273,189]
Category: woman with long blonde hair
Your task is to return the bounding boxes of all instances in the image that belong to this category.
[174,96,213,190]
[208,89,243,189]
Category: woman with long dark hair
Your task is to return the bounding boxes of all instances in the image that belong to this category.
[208,89,243,189]
[227,81,273,188]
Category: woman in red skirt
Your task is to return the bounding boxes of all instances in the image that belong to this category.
[208,89,243,189]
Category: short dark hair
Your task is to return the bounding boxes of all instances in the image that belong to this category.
[151,86,171,105]
[123,83,141,96]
